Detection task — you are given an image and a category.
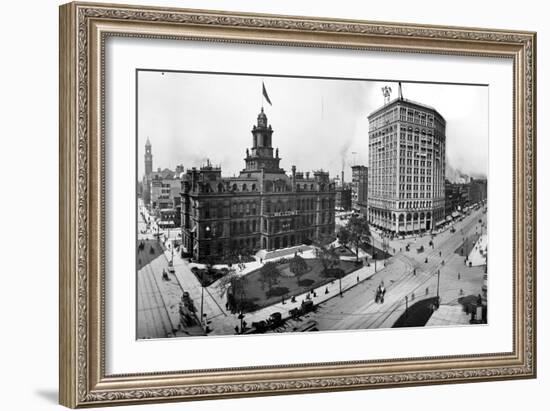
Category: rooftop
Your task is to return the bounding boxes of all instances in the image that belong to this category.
[368,97,446,122]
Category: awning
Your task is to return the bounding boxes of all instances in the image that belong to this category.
[451,211,459,218]
[158,220,175,226]
[446,216,452,222]
[435,220,446,227]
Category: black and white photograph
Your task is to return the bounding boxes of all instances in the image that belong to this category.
[136,70,488,339]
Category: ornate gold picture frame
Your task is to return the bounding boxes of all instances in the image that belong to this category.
[59,1,536,408]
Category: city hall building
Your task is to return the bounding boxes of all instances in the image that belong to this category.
[367,86,446,234]
[181,108,336,261]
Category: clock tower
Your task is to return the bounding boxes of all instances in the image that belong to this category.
[243,108,282,173]
[144,137,153,177]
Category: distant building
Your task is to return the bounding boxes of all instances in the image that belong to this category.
[335,184,352,211]
[351,165,368,213]
[444,180,470,216]
[150,169,182,209]
[469,178,487,205]
[181,108,336,262]
[148,168,183,227]
[140,139,184,226]
[367,84,446,233]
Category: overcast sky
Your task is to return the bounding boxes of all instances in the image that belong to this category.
[137,70,488,181]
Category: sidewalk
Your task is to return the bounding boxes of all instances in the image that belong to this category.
[178,251,378,336]
[370,207,485,257]
[425,305,470,326]
[468,234,487,266]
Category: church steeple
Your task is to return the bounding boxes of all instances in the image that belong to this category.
[242,108,282,173]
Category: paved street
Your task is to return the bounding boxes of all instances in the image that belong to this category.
[308,206,487,331]
[137,198,486,337]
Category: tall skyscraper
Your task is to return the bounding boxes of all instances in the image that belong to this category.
[367,86,446,233]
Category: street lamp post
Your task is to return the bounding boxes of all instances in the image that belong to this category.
[371,234,376,272]
[200,278,205,329]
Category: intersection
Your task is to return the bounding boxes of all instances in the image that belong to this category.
[137,199,486,338]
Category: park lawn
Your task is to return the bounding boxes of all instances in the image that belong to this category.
[192,266,231,287]
[360,241,392,259]
[333,245,357,258]
[136,239,166,270]
[236,258,361,313]
[393,297,440,328]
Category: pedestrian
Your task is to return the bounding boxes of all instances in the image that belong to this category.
[458,272,461,280]
[356,275,359,283]
[325,287,329,294]
[235,325,239,334]
[426,287,429,296]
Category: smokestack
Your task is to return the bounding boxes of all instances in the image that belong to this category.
[341,170,344,186]
[398,82,403,100]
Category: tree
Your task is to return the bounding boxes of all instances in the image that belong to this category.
[346,214,370,261]
[216,268,248,314]
[260,262,280,292]
[315,236,343,295]
[289,255,308,278]
[201,255,218,286]
[338,227,351,249]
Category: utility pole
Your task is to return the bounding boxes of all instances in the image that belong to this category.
[436,269,441,308]
[170,240,174,265]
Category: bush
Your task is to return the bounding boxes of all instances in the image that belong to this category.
[229,298,260,314]
[323,268,345,279]
[297,279,315,287]
[265,286,289,298]
[290,255,308,276]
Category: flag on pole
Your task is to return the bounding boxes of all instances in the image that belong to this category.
[262,82,272,106]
